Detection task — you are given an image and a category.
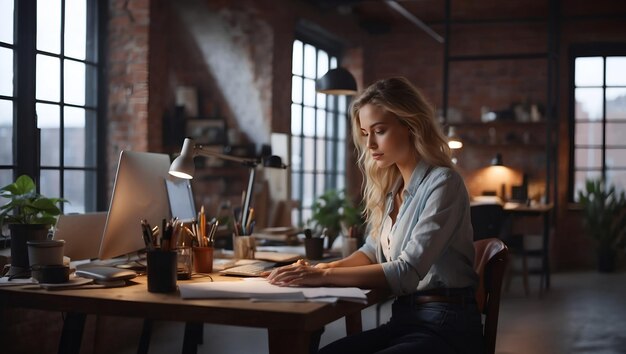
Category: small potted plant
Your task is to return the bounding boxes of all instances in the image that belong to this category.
[308,189,363,249]
[577,179,626,272]
[0,175,65,277]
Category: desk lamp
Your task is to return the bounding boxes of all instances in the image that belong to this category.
[169,138,287,232]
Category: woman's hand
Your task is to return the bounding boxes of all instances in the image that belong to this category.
[265,259,328,287]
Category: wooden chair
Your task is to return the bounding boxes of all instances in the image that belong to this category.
[474,238,509,354]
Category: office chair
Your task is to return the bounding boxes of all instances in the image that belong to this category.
[471,203,529,296]
[474,238,509,354]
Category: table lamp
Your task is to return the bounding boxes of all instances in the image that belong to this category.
[169,138,287,232]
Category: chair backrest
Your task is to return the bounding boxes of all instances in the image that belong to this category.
[474,238,509,354]
[470,203,505,240]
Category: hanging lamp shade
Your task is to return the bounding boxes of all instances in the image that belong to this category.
[315,68,357,95]
[447,126,463,149]
[491,153,504,166]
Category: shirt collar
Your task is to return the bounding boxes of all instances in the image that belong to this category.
[403,160,432,198]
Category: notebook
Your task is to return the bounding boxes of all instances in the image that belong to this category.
[53,212,107,261]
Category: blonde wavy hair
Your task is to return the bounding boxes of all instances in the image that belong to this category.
[350,77,453,236]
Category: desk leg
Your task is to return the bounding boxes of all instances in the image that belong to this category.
[268,329,313,354]
[58,312,86,354]
[345,312,363,335]
[182,322,203,354]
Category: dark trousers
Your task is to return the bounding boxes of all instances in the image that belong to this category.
[318,298,485,354]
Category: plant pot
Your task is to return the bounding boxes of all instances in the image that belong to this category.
[597,245,616,273]
[8,224,50,278]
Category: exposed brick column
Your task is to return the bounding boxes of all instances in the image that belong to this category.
[106,0,151,197]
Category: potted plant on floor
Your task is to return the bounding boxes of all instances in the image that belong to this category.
[0,175,65,277]
[577,179,626,272]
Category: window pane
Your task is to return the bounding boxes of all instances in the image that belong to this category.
[316,109,326,137]
[606,88,626,121]
[337,141,345,173]
[338,95,346,114]
[303,173,314,208]
[575,88,603,121]
[64,106,86,166]
[37,103,60,166]
[0,99,12,165]
[575,122,603,147]
[36,54,61,102]
[64,0,87,60]
[0,0,14,44]
[37,0,61,54]
[575,148,602,169]
[575,57,603,87]
[317,50,328,79]
[607,149,626,168]
[316,173,324,196]
[291,171,301,200]
[573,170,602,202]
[0,47,13,96]
[0,169,12,190]
[303,78,315,107]
[303,107,315,137]
[606,170,626,195]
[337,111,347,138]
[64,59,86,105]
[606,57,626,86]
[316,93,326,109]
[292,40,302,76]
[40,169,60,200]
[63,171,90,213]
[303,137,314,171]
[606,123,626,146]
[291,76,302,104]
[303,44,316,79]
[291,136,302,171]
[316,138,325,171]
[291,104,302,135]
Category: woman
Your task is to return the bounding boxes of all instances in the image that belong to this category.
[267,77,484,354]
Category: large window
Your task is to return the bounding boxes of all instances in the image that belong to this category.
[291,39,347,226]
[0,0,101,213]
[571,52,626,201]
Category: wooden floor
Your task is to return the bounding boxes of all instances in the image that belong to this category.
[143,269,626,354]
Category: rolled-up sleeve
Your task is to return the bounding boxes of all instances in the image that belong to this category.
[381,170,468,295]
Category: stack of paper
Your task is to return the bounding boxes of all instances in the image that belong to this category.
[179,278,368,303]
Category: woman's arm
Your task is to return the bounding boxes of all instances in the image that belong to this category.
[315,250,373,269]
[266,258,388,289]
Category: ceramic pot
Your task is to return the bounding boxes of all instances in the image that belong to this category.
[8,224,50,277]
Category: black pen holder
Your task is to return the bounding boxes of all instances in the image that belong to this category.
[147,249,177,293]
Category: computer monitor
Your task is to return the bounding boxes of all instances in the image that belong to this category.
[98,150,172,260]
[165,178,197,223]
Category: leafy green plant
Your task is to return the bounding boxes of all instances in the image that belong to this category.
[308,189,364,246]
[0,175,65,229]
[577,179,626,250]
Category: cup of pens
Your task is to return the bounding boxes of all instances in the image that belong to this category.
[233,234,256,259]
[192,246,213,273]
[189,206,218,273]
[142,218,182,292]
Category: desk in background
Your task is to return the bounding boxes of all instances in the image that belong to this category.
[0,274,387,354]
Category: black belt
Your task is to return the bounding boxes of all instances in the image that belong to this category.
[396,287,476,306]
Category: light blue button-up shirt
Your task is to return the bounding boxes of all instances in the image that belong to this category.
[359,160,478,296]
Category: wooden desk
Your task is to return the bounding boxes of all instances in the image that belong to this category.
[0,274,386,354]
[503,203,553,293]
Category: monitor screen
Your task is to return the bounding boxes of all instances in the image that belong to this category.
[99,150,172,259]
[165,178,197,222]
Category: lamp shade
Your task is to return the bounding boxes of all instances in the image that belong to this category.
[315,68,357,95]
[169,138,196,179]
[491,153,503,166]
[447,126,463,149]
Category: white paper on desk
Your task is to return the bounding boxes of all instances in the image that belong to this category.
[301,287,368,304]
[179,278,368,304]
[179,279,306,301]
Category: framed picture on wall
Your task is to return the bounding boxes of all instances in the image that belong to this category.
[186,119,227,145]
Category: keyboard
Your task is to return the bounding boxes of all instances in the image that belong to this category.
[219,260,277,277]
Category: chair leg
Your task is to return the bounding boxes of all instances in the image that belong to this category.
[521,250,530,297]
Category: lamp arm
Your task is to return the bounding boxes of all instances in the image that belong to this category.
[194,145,258,167]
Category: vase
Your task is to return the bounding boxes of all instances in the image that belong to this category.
[8,224,50,278]
[597,245,615,273]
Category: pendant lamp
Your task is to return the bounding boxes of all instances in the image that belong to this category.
[315,68,357,95]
